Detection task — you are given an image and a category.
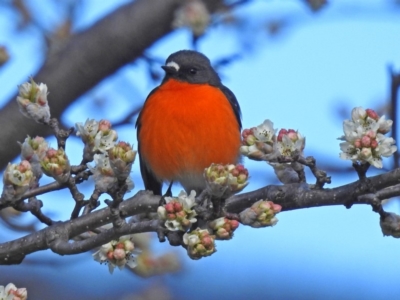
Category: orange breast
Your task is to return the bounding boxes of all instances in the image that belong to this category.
[138,79,241,182]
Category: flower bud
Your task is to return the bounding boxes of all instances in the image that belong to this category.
[183,228,216,260]
[16,78,50,124]
[158,191,197,231]
[366,108,379,121]
[204,163,249,198]
[93,234,140,274]
[41,148,71,183]
[239,199,282,228]
[209,217,240,240]
[2,160,35,200]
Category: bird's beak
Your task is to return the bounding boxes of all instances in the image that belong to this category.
[162,65,178,75]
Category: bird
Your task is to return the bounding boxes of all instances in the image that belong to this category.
[136,50,242,196]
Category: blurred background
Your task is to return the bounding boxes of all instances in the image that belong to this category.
[1,0,400,299]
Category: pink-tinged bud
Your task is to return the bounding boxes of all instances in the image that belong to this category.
[277,129,288,142]
[3,161,35,200]
[366,108,379,120]
[107,251,114,260]
[230,168,239,177]
[241,128,253,139]
[173,201,183,212]
[98,119,112,131]
[115,242,125,249]
[236,164,244,172]
[41,148,71,182]
[175,210,187,219]
[366,130,376,139]
[361,136,371,148]
[18,160,31,172]
[113,248,126,260]
[354,138,362,148]
[370,139,378,149]
[201,236,213,247]
[272,203,282,213]
[165,202,175,213]
[167,213,176,220]
[240,199,281,228]
[46,148,57,157]
[259,201,272,211]
[287,130,298,141]
[161,191,197,231]
[209,217,239,240]
[183,228,216,259]
[230,219,239,229]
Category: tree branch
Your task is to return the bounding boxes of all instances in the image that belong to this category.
[2,167,400,265]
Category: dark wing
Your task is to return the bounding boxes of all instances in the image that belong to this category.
[135,87,163,195]
[219,85,242,130]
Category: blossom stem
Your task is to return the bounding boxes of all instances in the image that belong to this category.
[48,118,74,150]
[352,162,370,180]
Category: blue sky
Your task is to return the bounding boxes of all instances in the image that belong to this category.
[1,0,400,299]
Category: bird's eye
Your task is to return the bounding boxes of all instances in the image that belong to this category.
[189,68,197,75]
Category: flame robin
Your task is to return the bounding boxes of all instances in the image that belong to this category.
[136,50,242,196]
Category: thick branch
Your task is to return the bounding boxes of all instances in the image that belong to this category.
[224,167,400,213]
[2,167,400,265]
[0,191,160,265]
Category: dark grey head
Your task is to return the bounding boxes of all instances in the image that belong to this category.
[161,50,221,86]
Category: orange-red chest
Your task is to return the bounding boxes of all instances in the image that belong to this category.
[138,79,241,182]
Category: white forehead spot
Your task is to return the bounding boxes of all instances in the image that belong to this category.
[166,61,180,71]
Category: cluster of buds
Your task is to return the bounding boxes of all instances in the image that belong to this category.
[19,136,49,179]
[339,107,396,168]
[380,212,400,238]
[88,152,134,193]
[92,235,140,274]
[208,217,239,240]
[2,160,35,201]
[134,251,181,278]
[276,128,305,157]
[0,283,27,300]
[270,128,306,183]
[240,119,277,161]
[241,119,306,184]
[16,78,50,124]
[75,119,118,161]
[183,228,216,260]
[40,148,71,183]
[157,191,197,231]
[240,200,282,228]
[204,163,249,198]
[108,141,137,181]
[172,0,210,37]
